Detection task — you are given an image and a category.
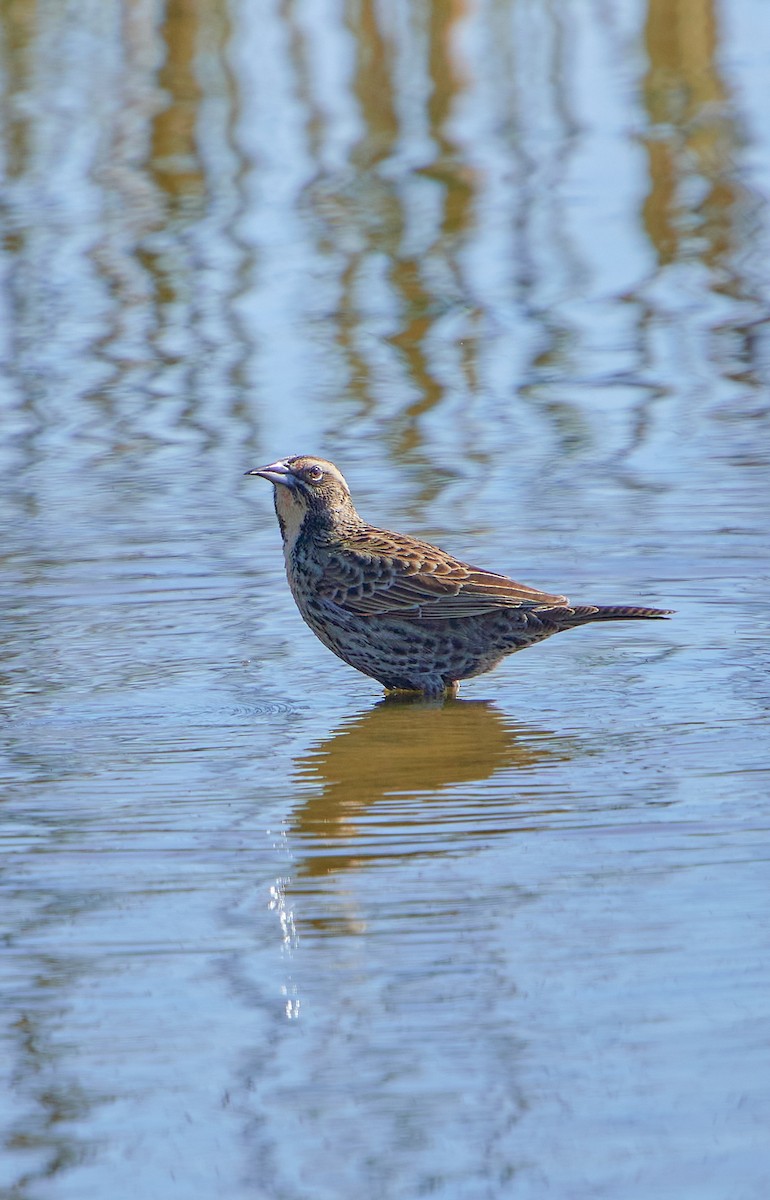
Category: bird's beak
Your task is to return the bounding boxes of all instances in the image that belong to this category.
[244,460,297,487]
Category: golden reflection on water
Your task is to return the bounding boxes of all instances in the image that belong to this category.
[386,2,477,461]
[151,0,206,207]
[289,697,565,881]
[642,0,737,272]
[318,0,480,475]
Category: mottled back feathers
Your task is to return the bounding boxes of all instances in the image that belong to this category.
[316,527,568,619]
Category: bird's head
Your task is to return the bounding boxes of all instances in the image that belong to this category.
[245,455,359,545]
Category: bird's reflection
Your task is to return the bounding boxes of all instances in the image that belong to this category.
[288,695,568,881]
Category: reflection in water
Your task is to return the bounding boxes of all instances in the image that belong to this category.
[642,0,736,273]
[639,0,770,398]
[626,0,768,472]
[297,0,481,489]
[289,698,566,883]
[2,978,102,1195]
[151,0,206,208]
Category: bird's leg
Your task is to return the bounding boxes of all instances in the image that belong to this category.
[445,681,460,699]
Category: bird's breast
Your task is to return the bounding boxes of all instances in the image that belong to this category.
[283,529,326,607]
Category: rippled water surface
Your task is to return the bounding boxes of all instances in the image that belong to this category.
[2,1,769,1197]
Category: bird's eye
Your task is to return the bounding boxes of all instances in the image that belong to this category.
[306,465,324,484]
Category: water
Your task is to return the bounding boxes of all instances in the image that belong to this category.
[1,1,769,1197]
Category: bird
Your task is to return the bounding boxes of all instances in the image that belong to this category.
[246,455,672,699]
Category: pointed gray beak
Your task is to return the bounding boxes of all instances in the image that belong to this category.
[244,460,297,487]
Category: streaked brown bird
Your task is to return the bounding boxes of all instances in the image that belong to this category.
[246,455,672,698]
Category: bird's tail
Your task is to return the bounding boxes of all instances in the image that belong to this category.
[565,604,673,624]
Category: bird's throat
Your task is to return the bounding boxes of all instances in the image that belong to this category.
[274,486,308,559]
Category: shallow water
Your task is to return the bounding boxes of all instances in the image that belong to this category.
[1,1,770,1197]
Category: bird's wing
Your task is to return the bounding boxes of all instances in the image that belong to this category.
[317,528,568,620]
